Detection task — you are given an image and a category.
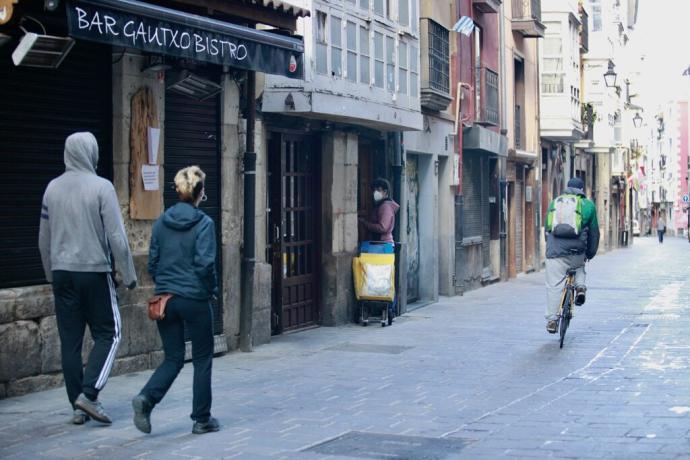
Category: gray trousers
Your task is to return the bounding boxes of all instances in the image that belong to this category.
[545,254,586,320]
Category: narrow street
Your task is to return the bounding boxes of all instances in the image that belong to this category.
[2,237,690,459]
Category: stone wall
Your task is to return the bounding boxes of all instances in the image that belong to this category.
[0,271,159,399]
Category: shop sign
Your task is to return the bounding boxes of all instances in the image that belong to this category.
[66,0,304,78]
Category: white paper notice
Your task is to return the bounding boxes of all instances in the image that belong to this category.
[141,165,159,191]
[147,127,161,164]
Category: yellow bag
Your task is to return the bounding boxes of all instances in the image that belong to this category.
[353,253,395,301]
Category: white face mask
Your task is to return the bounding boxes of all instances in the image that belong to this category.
[373,191,384,202]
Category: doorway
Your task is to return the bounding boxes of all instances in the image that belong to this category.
[268,133,321,334]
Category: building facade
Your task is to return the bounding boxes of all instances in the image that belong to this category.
[0,0,308,396]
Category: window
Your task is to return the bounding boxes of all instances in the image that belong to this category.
[399,41,408,94]
[541,24,564,93]
[410,45,418,97]
[331,16,342,77]
[411,0,418,33]
[399,0,409,27]
[590,0,601,31]
[316,11,327,75]
[374,0,384,16]
[428,20,449,94]
[374,32,384,88]
[360,26,370,84]
[347,22,357,82]
[359,0,369,12]
[386,36,395,92]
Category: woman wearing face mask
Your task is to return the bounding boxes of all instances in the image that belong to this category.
[132,165,220,435]
[358,178,400,243]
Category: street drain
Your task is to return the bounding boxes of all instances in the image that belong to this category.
[326,343,414,354]
[305,431,468,459]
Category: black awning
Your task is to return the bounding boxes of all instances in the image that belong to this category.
[66,0,304,78]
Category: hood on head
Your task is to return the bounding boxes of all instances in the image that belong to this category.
[162,202,205,230]
[64,132,99,174]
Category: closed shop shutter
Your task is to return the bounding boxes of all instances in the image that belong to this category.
[462,153,482,238]
[164,88,223,335]
[0,41,112,288]
[481,157,490,268]
[516,179,524,272]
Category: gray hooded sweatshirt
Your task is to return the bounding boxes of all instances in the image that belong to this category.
[38,132,137,287]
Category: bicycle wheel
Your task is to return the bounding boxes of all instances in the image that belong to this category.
[559,290,572,349]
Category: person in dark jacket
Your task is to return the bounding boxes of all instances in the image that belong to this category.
[132,166,219,435]
[359,178,400,243]
[544,177,599,333]
[39,132,137,425]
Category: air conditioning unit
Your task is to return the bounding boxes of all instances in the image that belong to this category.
[12,32,74,68]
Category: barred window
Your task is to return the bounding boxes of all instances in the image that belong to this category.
[428,20,449,94]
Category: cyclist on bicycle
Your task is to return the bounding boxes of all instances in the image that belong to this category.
[544,177,599,333]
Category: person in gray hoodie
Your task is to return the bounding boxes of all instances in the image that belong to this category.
[131,165,219,435]
[38,132,137,425]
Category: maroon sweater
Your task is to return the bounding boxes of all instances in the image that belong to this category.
[363,199,400,242]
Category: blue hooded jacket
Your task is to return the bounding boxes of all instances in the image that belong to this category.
[148,202,218,300]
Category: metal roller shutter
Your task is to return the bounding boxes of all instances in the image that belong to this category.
[0,41,112,288]
[462,153,482,238]
[163,88,223,335]
[481,157,490,268]
[516,179,524,272]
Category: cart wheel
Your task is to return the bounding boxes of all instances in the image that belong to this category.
[381,320,386,327]
[362,319,369,326]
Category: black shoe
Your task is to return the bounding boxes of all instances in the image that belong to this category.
[546,320,558,334]
[575,288,586,306]
[132,394,153,434]
[75,394,112,424]
[192,417,220,434]
[71,409,90,425]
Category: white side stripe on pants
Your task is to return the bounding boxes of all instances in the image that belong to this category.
[95,274,121,390]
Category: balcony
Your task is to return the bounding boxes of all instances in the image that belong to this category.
[475,67,500,126]
[579,5,589,53]
[473,0,501,14]
[511,0,545,38]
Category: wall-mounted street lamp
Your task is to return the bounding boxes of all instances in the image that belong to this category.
[633,112,643,128]
[604,60,618,88]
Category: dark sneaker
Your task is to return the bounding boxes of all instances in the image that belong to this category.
[546,320,558,334]
[575,288,586,306]
[71,409,90,425]
[75,394,112,424]
[192,417,220,434]
[132,394,153,434]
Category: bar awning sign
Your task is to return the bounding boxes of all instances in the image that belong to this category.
[66,0,304,78]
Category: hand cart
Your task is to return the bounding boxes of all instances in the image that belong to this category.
[352,241,397,327]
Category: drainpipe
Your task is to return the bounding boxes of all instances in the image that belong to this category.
[499,0,508,280]
[239,70,256,352]
[392,131,405,314]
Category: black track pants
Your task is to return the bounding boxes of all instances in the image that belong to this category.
[52,271,121,407]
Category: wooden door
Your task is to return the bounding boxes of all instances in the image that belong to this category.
[269,134,320,333]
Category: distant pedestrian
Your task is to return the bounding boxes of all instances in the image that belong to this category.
[132,166,220,435]
[657,213,666,243]
[38,132,137,425]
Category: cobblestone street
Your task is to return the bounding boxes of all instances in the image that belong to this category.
[2,237,690,459]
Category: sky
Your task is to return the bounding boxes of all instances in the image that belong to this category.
[631,0,690,107]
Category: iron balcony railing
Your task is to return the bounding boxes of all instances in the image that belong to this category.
[475,67,500,126]
[514,104,522,149]
[512,0,541,20]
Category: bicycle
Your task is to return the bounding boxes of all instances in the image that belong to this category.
[556,268,577,349]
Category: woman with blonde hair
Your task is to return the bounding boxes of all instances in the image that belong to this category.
[132,166,219,435]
